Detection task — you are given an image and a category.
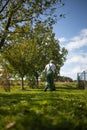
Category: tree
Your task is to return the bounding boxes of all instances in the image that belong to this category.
[1,39,38,90]
[1,22,68,89]
[24,22,68,86]
[57,76,73,82]
[0,0,64,49]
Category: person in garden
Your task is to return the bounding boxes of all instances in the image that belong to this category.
[43,60,56,91]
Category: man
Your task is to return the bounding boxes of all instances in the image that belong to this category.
[43,60,56,91]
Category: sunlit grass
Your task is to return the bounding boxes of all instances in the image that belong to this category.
[0,82,87,130]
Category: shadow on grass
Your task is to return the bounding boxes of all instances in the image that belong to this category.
[0,93,71,130]
[0,92,82,130]
[22,85,78,92]
[56,86,78,91]
[0,89,87,130]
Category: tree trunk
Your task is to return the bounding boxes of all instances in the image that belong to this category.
[21,76,24,90]
[35,75,39,87]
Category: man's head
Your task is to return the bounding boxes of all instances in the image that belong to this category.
[50,60,54,63]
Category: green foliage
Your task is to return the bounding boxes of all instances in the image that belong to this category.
[0,82,87,130]
[57,76,73,82]
[0,0,67,89]
[0,0,64,49]
[1,40,38,89]
[0,22,68,89]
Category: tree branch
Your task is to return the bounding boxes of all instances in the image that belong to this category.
[0,11,13,49]
[0,0,10,13]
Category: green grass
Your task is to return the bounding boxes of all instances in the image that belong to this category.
[0,82,87,130]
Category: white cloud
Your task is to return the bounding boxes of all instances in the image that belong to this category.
[62,53,87,79]
[80,29,87,37]
[66,39,87,51]
[66,54,87,64]
[66,29,87,51]
[60,65,83,80]
[60,65,87,80]
[59,37,67,43]
[59,29,87,80]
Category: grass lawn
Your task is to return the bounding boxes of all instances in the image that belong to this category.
[0,82,87,130]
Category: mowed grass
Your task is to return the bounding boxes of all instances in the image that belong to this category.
[0,82,87,130]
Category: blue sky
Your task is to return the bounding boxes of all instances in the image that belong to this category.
[53,0,87,80]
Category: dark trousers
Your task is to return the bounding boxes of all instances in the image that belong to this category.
[44,70,55,91]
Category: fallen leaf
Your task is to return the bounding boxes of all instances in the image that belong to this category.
[6,121,16,129]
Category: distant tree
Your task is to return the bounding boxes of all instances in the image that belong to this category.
[57,76,73,82]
